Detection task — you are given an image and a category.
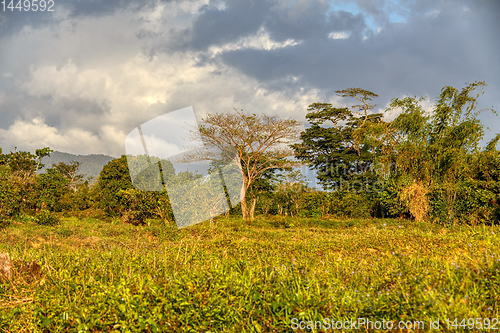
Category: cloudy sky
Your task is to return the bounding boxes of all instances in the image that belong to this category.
[0,0,499,157]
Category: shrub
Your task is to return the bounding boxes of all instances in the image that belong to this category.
[267,215,295,228]
[15,214,37,224]
[35,210,60,226]
[298,192,326,218]
[428,180,500,226]
[120,210,145,226]
[0,217,9,229]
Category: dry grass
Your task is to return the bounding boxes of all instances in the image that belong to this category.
[401,180,430,222]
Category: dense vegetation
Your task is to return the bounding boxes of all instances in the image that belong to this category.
[0,82,498,227]
[0,82,499,331]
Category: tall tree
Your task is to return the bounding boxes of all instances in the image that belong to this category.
[0,147,52,217]
[52,161,85,192]
[376,81,493,186]
[373,81,499,223]
[95,156,134,216]
[291,88,382,191]
[194,108,301,221]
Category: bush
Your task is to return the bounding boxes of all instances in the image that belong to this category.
[120,210,145,226]
[15,214,37,224]
[298,191,327,218]
[267,215,295,228]
[0,217,9,229]
[35,210,60,226]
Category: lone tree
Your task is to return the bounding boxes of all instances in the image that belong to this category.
[194,108,301,221]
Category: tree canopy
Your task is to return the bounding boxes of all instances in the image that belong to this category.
[291,88,382,191]
[194,108,301,221]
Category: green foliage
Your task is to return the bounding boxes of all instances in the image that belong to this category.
[52,161,85,192]
[0,148,54,218]
[0,165,38,216]
[261,189,377,219]
[377,178,407,218]
[118,188,174,226]
[95,155,134,216]
[35,210,60,226]
[5,150,39,174]
[266,215,295,228]
[374,82,499,224]
[15,213,37,224]
[69,180,94,211]
[297,192,326,218]
[37,168,70,211]
[3,147,53,174]
[291,88,382,190]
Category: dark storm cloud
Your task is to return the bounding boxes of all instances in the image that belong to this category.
[183,0,273,50]
[172,0,367,50]
[220,37,377,92]
[215,0,500,113]
[264,4,366,42]
[0,90,111,134]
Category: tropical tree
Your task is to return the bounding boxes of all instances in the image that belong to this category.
[0,147,53,217]
[291,88,382,191]
[52,161,85,192]
[37,168,70,211]
[95,155,134,216]
[373,81,499,223]
[193,108,301,221]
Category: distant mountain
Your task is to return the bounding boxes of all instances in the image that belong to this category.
[39,151,116,181]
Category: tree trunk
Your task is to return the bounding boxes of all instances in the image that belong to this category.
[241,195,250,221]
[250,196,258,221]
[240,175,251,222]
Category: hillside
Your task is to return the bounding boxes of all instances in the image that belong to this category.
[39,151,115,181]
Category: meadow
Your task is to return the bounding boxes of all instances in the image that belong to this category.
[1,216,500,332]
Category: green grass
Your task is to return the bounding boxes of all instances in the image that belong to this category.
[1,216,499,332]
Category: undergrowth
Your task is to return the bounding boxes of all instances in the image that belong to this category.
[0,216,499,332]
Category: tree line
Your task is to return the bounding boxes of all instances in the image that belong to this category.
[1,81,499,227]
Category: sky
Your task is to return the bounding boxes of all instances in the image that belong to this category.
[0,0,499,158]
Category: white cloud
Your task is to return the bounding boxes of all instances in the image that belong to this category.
[23,61,110,101]
[207,27,302,56]
[328,31,350,39]
[0,117,123,156]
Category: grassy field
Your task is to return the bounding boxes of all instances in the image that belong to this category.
[1,216,500,332]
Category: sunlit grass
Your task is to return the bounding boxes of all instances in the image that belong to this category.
[1,216,499,332]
